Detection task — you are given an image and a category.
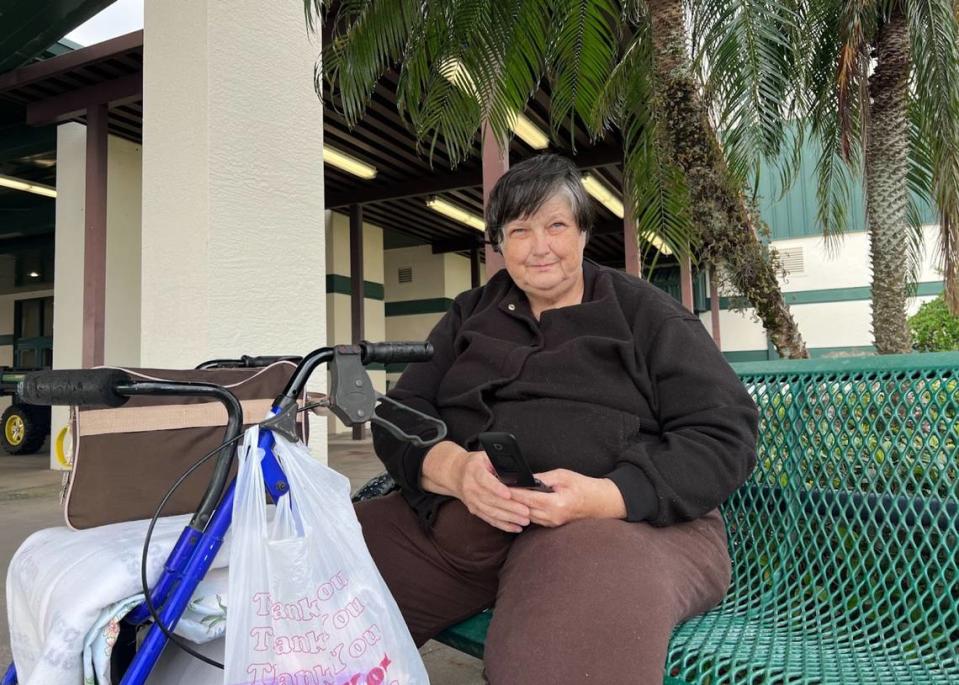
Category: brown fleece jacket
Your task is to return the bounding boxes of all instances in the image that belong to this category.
[371,260,758,529]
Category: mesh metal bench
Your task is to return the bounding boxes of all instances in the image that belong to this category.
[360,352,959,684]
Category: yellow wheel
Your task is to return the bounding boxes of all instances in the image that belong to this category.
[54,426,73,469]
[0,404,48,455]
[5,413,24,447]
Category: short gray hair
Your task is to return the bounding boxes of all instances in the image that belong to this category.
[485,154,593,251]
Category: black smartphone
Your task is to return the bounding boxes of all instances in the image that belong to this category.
[478,432,553,492]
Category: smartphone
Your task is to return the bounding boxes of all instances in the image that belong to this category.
[478,432,554,492]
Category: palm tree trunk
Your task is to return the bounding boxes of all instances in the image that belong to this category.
[866,6,912,354]
[646,0,808,359]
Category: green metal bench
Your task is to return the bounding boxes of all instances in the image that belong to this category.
[433,352,959,684]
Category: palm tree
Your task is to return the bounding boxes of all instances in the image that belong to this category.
[307,0,812,356]
[798,0,959,353]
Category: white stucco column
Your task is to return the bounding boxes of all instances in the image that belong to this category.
[141,1,326,456]
[51,122,143,467]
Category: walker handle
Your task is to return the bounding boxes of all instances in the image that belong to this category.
[360,341,433,365]
[19,369,132,408]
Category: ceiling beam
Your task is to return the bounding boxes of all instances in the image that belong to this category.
[326,143,622,208]
[26,73,142,125]
[0,0,117,73]
[0,30,143,94]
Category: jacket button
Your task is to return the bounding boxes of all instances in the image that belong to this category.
[508,304,515,311]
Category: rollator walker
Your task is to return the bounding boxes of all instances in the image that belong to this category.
[2,341,445,685]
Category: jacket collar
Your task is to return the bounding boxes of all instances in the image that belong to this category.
[496,258,604,322]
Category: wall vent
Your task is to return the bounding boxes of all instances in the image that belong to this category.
[398,266,413,283]
[779,247,805,275]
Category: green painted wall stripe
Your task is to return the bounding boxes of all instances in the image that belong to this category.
[325,274,385,300]
[709,281,944,310]
[0,334,13,346]
[385,298,454,317]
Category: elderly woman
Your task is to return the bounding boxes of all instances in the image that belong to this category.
[358,154,758,683]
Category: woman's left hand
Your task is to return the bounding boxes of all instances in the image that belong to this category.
[507,469,627,527]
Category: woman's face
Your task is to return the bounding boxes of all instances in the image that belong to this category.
[500,193,587,305]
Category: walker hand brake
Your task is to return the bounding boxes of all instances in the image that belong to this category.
[371,394,447,447]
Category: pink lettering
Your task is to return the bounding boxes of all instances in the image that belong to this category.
[348,637,368,659]
[329,643,347,675]
[332,609,350,629]
[252,592,272,616]
[317,582,334,601]
[345,597,365,618]
[305,629,330,653]
[275,636,292,655]
[250,626,273,651]
[362,624,383,646]
[332,571,348,590]
[285,603,303,621]
[247,661,274,682]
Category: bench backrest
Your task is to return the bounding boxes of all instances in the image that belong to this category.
[723,352,959,665]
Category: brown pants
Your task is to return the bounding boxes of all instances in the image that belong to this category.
[355,492,731,684]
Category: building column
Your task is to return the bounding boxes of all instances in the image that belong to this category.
[482,122,507,277]
[623,189,641,278]
[81,104,108,368]
[680,255,694,313]
[141,1,326,457]
[349,204,365,440]
[469,245,481,288]
[709,267,722,348]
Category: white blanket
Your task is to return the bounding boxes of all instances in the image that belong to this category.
[6,514,231,685]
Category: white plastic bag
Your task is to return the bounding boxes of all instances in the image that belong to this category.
[224,426,428,685]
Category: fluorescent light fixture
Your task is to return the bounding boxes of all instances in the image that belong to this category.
[581,173,624,218]
[0,174,57,198]
[323,147,377,179]
[509,112,550,149]
[427,197,485,231]
[28,272,40,278]
[441,59,549,149]
[640,231,674,256]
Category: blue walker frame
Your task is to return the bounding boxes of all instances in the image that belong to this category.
[2,342,437,685]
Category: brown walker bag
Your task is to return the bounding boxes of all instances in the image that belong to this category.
[62,361,307,530]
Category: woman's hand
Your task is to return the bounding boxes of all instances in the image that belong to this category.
[420,441,531,533]
[508,470,627,527]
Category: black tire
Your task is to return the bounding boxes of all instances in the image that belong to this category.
[0,404,49,455]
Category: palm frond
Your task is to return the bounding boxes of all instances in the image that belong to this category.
[322,0,424,126]
[545,0,622,148]
[690,0,804,192]
[907,0,959,312]
[617,27,697,265]
[905,95,935,292]
[834,0,875,161]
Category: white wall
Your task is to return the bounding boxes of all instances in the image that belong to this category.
[383,246,478,387]
[104,136,143,366]
[48,125,144,466]
[141,0,327,458]
[704,226,945,356]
